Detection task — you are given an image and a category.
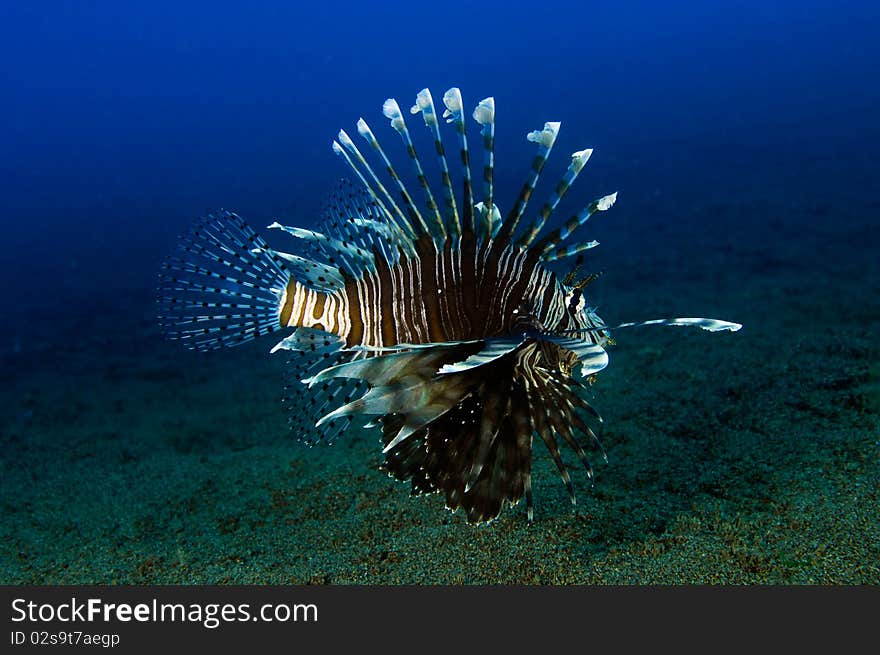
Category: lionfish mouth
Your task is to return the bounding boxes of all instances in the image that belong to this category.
[158,83,742,525]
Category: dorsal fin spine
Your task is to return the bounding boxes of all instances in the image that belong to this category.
[442,87,476,234]
[332,139,416,256]
[536,192,617,255]
[473,97,496,243]
[379,100,447,241]
[495,121,561,243]
[411,88,462,239]
[335,131,418,242]
[541,239,600,262]
[356,116,432,238]
[519,148,593,249]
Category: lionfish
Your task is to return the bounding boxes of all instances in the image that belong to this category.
[159,86,741,524]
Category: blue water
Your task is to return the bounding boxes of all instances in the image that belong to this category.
[1,1,879,582]
[2,0,877,321]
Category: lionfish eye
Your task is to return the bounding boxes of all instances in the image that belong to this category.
[568,288,583,313]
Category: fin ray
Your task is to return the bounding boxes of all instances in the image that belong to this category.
[158,210,289,351]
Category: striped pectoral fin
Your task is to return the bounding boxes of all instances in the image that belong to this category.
[306,344,481,449]
[463,384,505,491]
[542,381,597,483]
[376,380,467,453]
[304,346,461,388]
[316,381,465,454]
[557,317,743,338]
[436,336,523,375]
[615,317,743,332]
[528,384,577,505]
[567,400,607,463]
[282,351,366,446]
[382,405,452,455]
[428,333,604,377]
[443,380,533,523]
[538,335,610,376]
[270,327,345,355]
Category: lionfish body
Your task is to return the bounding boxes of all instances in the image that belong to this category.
[160,87,741,523]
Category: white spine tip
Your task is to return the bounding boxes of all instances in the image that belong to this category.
[382,98,404,130]
[356,117,372,139]
[382,98,402,119]
[337,129,354,147]
[267,221,282,229]
[571,148,593,170]
[331,140,343,154]
[411,88,432,114]
[472,97,495,124]
[526,121,561,147]
[597,192,618,211]
[442,87,463,115]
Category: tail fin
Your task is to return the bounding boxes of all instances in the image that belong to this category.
[158,210,290,351]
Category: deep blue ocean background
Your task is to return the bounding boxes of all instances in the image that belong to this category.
[2,0,877,322]
[1,1,878,583]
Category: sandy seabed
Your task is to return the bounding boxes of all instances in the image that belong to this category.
[2,144,878,585]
